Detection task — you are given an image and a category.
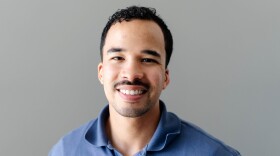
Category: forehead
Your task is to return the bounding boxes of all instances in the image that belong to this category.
[103,19,165,56]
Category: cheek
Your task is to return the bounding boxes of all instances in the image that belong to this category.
[149,70,165,85]
[102,64,119,80]
[102,65,118,97]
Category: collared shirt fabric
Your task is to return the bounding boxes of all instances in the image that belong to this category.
[49,101,241,156]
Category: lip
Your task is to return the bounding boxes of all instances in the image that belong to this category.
[118,91,144,102]
[116,84,148,90]
[116,85,148,102]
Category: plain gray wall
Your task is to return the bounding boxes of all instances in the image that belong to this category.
[1,0,279,155]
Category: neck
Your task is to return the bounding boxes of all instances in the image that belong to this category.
[106,103,161,156]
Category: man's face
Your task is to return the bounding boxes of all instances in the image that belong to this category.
[98,19,170,118]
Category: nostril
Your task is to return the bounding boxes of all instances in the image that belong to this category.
[120,70,144,81]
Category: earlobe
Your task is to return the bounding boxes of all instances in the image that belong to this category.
[98,63,103,84]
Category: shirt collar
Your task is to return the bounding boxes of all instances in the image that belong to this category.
[146,100,181,151]
[85,100,181,151]
[85,105,109,147]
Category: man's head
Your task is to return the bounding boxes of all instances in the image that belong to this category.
[98,6,171,118]
[100,6,173,68]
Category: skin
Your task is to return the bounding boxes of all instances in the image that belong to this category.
[98,19,170,156]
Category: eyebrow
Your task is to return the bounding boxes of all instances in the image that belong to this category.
[142,50,161,58]
[107,48,161,58]
[107,48,124,53]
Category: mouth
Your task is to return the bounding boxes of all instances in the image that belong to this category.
[116,87,147,102]
[115,83,148,99]
[114,80,149,99]
[117,89,147,95]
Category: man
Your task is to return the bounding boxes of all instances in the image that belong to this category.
[49,6,240,156]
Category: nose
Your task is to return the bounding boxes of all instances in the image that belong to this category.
[120,60,144,81]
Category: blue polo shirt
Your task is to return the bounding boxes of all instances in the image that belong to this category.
[49,101,240,156]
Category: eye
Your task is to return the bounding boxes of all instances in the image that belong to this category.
[141,58,158,63]
[111,56,124,61]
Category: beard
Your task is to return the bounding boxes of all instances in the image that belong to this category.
[112,100,156,118]
[113,102,153,118]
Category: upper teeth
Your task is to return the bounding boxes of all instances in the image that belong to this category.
[120,89,143,95]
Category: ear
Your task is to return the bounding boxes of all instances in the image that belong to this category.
[163,69,170,90]
[97,63,103,85]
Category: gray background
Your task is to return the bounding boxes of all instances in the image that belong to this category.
[1,0,279,155]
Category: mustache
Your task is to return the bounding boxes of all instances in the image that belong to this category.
[114,79,149,89]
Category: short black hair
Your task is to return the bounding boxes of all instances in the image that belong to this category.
[100,6,173,68]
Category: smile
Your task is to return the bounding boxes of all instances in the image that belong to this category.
[119,89,144,95]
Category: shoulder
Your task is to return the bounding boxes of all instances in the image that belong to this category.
[177,116,240,156]
[48,119,97,156]
[62,119,97,144]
